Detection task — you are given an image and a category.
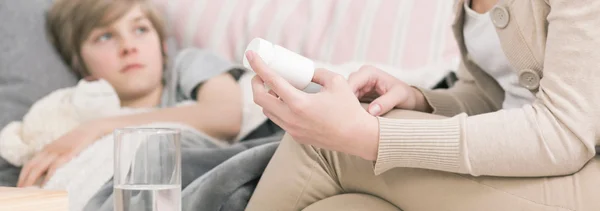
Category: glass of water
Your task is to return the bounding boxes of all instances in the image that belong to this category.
[113,128,181,211]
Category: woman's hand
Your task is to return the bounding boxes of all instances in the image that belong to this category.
[17,120,109,187]
[348,65,431,116]
[247,51,380,161]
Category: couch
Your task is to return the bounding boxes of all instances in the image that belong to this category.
[0,0,459,209]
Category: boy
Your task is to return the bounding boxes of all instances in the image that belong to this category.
[17,0,246,187]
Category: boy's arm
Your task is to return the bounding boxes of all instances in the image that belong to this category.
[98,48,245,140]
[97,72,242,141]
[20,74,242,187]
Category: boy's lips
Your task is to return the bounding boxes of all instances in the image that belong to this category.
[121,63,145,73]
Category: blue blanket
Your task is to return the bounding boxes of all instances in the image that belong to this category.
[0,132,282,211]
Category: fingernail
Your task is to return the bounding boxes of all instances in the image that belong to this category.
[245,51,254,62]
[369,104,381,116]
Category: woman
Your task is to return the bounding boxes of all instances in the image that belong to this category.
[245,0,600,210]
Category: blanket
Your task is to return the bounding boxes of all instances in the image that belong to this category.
[0,71,284,211]
[46,122,225,211]
[0,77,232,210]
[83,133,282,211]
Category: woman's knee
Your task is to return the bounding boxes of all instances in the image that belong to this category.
[302,194,400,211]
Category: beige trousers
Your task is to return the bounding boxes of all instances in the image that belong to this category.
[246,109,600,211]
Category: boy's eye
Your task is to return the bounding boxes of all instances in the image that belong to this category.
[135,26,149,35]
[96,32,112,42]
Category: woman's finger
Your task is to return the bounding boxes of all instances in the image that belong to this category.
[357,89,379,102]
[252,75,280,98]
[251,75,267,93]
[268,89,279,98]
[311,68,340,87]
[368,86,411,116]
[246,51,301,103]
[263,104,294,129]
[252,75,293,119]
[347,66,377,93]
[262,109,286,130]
[252,76,280,106]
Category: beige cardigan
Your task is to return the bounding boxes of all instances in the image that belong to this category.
[375,0,600,177]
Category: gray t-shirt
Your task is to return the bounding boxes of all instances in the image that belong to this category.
[160,48,245,107]
[159,47,281,141]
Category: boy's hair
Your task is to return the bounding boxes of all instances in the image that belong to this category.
[46,0,167,77]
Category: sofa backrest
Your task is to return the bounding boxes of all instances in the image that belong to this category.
[154,0,459,73]
[0,0,79,129]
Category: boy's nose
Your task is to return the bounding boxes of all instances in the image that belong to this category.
[120,40,138,56]
[121,47,138,56]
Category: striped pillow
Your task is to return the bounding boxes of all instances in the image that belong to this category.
[154,0,459,88]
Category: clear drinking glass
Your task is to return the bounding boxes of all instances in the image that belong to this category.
[113,128,181,211]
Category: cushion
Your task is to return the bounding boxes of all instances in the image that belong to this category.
[0,0,78,129]
[155,0,459,73]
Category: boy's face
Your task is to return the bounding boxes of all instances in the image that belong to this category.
[81,5,164,102]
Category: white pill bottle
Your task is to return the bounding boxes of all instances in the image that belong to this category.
[243,38,316,91]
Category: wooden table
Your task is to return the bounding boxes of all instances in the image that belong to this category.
[0,187,68,211]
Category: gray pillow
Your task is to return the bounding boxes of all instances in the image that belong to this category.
[0,0,78,129]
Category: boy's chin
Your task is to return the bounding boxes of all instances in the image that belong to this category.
[117,83,163,102]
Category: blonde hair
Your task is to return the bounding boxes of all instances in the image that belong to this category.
[46,0,167,77]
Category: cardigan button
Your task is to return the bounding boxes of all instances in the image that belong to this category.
[519,69,540,91]
[490,6,510,29]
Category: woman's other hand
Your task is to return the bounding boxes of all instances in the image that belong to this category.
[247,51,380,161]
[17,120,108,187]
[347,65,432,116]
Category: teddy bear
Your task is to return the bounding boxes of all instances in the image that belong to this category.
[0,79,121,166]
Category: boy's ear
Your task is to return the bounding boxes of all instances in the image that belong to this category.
[71,55,89,79]
[71,56,83,75]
